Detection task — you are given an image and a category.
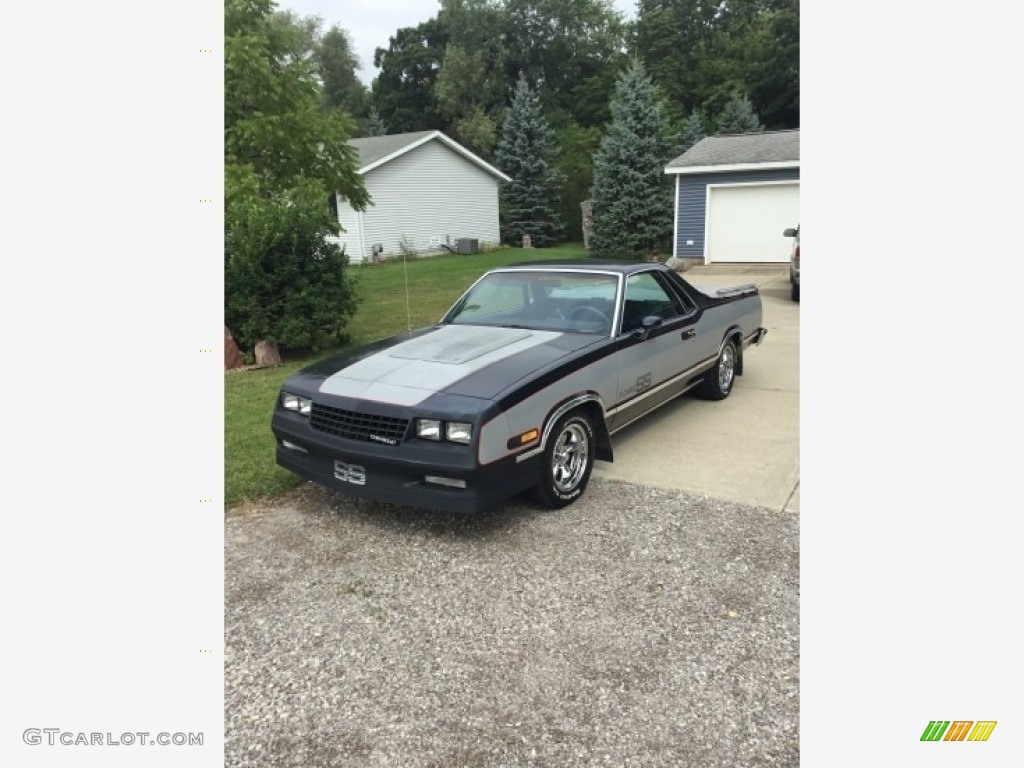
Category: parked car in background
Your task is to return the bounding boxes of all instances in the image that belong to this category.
[272,261,767,513]
[784,226,800,301]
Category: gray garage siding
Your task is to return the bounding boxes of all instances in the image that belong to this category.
[673,168,800,257]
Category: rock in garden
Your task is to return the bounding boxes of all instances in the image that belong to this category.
[255,340,281,367]
[225,326,243,370]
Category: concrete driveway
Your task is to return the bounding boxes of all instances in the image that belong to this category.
[594,264,799,513]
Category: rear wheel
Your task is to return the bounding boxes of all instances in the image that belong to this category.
[696,339,738,401]
[531,410,596,509]
[790,281,800,302]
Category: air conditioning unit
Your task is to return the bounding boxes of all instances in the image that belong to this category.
[455,238,479,255]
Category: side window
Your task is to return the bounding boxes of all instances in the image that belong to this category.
[621,272,685,333]
[653,271,697,313]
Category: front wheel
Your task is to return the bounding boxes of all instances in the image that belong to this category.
[530,411,596,509]
[696,339,738,401]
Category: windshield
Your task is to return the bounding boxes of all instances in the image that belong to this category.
[445,271,619,335]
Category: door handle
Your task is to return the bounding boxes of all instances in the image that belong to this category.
[681,328,696,341]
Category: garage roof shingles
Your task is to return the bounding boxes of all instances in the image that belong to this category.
[667,129,799,171]
[347,130,436,169]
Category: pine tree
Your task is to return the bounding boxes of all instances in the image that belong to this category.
[366,107,387,137]
[716,93,764,134]
[495,75,566,247]
[589,60,674,260]
[677,108,706,155]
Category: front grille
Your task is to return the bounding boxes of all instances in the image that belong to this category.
[310,403,409,446]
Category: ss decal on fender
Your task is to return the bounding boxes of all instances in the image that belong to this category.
[618,371,653,400]
[333,460,366,486]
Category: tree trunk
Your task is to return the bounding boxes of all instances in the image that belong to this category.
[255,340,282,367]
[580,200,593,250]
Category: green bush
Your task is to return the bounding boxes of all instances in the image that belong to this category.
[225,166,359,352]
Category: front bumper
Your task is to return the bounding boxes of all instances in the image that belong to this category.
[272,410,539,513]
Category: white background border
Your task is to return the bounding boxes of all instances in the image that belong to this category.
[0,2,223,766]
[803,1,1023,764]
[1,1,1022,766]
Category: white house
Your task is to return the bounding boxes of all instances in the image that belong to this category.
[665,130,799,264]
[331,130,511,264]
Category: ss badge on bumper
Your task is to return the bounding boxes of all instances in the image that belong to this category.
[333,460,366,486]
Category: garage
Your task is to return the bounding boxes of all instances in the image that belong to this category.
[706,182,799,263]
[666,130,799,266]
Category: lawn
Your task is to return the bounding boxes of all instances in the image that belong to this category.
[225,244,589,505]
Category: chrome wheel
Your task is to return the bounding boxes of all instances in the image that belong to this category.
[531,411,597,509]
[551,422,590,494]
[697,339,738,401]
[718,343,736,392]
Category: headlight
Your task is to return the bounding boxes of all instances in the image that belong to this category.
[445,421,472,444]
[281,392,312,416]
[416,419,442,441]
[416,419,472,444]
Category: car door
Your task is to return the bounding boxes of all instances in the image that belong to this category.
[607,270,702,432]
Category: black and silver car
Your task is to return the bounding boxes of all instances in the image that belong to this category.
[272,260,767,513]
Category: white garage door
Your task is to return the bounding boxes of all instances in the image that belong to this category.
[707,183,799,263]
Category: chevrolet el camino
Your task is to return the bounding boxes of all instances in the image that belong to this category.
[272,260,766,513]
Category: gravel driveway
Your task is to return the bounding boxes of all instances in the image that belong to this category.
[226,479,798,767]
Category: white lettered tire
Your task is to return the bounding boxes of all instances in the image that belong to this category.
[531,410,596,509]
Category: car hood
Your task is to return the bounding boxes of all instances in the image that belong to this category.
[312,324,598,406]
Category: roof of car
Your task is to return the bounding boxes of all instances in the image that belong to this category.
[493,259,667,275]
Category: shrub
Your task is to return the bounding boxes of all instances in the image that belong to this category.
[225,166,359,352]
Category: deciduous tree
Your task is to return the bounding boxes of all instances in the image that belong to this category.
[371,18,448,133]
[225,0,367,358]
[636,0,799,129]
[435,44,504,156]
[225,168,359,353]
[503,0,629,129]
[317,25,368,118]
[557,122,601,241]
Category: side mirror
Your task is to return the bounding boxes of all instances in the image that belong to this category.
[635,315,662,339]
[783,228,798,237]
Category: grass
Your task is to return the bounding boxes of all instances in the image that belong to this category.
[225,244,589,505]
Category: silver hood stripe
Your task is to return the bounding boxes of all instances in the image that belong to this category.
[319,325,564,406]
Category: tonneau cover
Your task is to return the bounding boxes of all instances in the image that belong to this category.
[690,283,759,299]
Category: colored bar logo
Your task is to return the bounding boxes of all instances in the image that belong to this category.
[921,720,997,742]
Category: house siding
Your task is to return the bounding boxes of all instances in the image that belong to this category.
[334,139,501,264]
[328,199,362,261]
[673,168,800,258]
